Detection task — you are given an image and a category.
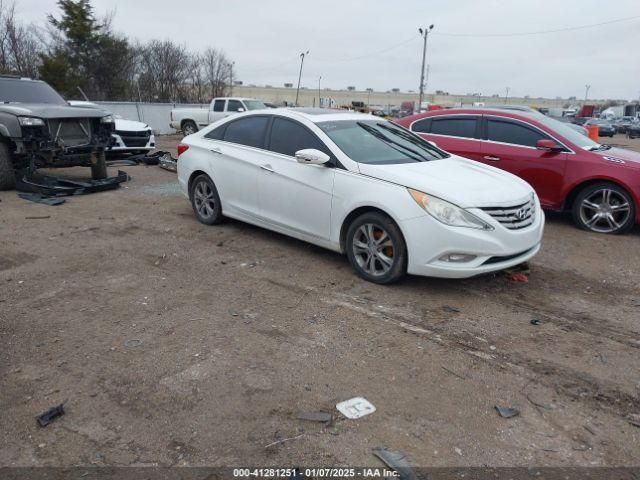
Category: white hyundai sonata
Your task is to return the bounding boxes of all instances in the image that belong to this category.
[177,108,544,284]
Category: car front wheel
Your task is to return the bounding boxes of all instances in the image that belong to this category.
[572,182,635,234]
[345,212,407,284]
[190,174,223,225]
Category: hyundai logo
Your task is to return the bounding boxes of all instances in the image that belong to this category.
[515,208,528,220]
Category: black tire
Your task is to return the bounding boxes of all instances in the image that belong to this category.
[189,174,223,225]
[572,182,635,234]
[182,121,198,137]
[345,211,407,284]
[0,142,16,190]
[91,151,108,180]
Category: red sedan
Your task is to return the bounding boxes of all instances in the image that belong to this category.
[395,108,640,234]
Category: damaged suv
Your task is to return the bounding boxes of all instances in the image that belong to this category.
[0,75,115,190]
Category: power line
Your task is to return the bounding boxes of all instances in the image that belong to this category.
[314,36,419,63]
[434,14,640,37]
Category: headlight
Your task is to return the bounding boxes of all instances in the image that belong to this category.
[408,188,493,230]
[101,115,115,124]
[18,116,45,127]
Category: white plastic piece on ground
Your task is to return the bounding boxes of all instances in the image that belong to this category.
[336,397,376,419]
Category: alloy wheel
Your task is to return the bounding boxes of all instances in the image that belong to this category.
[352,223,395,277]
[193,180,216,220]
[579,188,631,233]
[183,124,196,136]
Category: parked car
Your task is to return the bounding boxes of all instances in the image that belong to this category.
[0,75,114,190]
[170,97,267,136]
[612,116,635,134]
[571,117,591,126]
[177,108,544,284]
[395,108,640,234]
[627,121,640,139]
[585,118,615,138]
[69,101,155,155]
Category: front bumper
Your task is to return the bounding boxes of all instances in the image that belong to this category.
[401,208,544,279]
[109,132,155,152]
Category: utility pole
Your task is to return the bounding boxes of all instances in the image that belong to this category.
[295,51,309,107]
[584,84,591,103]
[418,25,434,112]
[505,86,510,104]
[229,61,235,96]
[318,76,322,108]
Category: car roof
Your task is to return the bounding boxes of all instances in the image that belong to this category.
[401,107,545,123]
[234,107,378,123]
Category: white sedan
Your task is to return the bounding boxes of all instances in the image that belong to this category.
[177,108,544,284]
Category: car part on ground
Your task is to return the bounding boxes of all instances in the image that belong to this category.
[178,108,544,282]
[395,107,640,234]
[16,169,129,197]
[0,76,114,190]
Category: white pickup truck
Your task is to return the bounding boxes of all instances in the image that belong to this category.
[170,97,267,135]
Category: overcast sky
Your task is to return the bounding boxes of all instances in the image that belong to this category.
[13,0,640,100]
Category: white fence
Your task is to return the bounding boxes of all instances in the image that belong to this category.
[96,101,207,135]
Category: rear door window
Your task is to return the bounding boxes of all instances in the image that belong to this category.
[213,99,226,112]
[486,118,547,147]
[430,117,478,138]
[222,116,269,148]
[268,117,332,158]
[411,118,431,133]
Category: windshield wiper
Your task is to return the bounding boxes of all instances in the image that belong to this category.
[356,122,428,162]
[589,144,612,151]
[376,122,443,156]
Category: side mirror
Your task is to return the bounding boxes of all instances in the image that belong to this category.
[536,139,563,152]
[237,107,245,112]
[295,148,331,165]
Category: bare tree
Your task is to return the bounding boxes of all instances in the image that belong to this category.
[136,39,192,102]
[202,47,231,99]
[0,0,42,77]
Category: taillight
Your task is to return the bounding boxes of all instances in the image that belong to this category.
[177,143,189,156]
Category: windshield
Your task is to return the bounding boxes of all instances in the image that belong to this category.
[535,114,599,150]
[318,120,449,164]
[243,100,267,110]
[0,78,67,105]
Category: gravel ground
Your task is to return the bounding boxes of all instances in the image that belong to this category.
[1,134,639,468]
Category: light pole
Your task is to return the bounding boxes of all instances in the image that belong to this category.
[295,51,309,107]
[584,84,591,103]
[505,86,510,104]
[418,25,434,111]
[229,61,235,96]
[318,76,322,108]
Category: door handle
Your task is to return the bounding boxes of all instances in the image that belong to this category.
[260,164,274,172]
[483,155,500,161]
[210,146,222,154]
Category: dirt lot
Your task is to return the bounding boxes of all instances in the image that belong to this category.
[1,134,639,468]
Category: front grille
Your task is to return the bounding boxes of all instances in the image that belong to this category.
[483,247,535,265]
[480,197,535,230]
[47,118,92,147]
[116,130,151,147]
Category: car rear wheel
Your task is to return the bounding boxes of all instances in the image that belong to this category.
[182,121,197,136]
[0,142,16,190]
[190,174,223,225]
[345,212,407,284]
[572,182,635,234]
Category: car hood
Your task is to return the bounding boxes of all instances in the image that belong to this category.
[115,118,150,131]
[595,147,640,167]
[0,103,108,119]
[358,156,534,208]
